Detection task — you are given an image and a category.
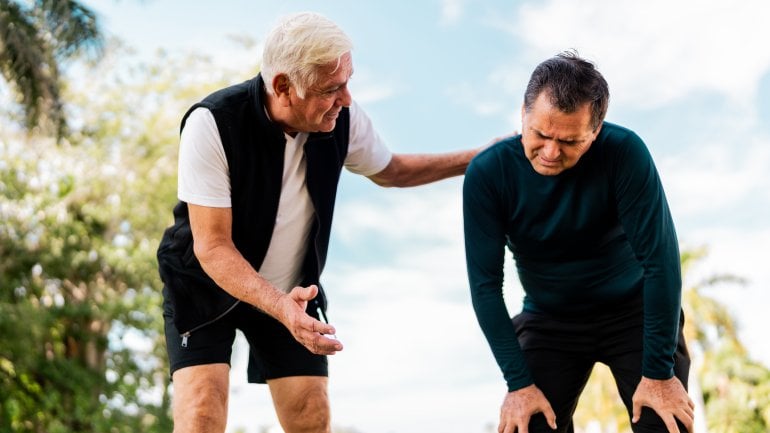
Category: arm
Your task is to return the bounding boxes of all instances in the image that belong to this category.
[463,156,556,432]
[612,131,681,378]
[368,149,480,187]
[188,204,342,355]
[612,131,693,431]
[463,156,531,390]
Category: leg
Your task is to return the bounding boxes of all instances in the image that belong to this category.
[171,363,231,433]
[521,349,594,433]
[268,376,330,433]
[239,305,330,432]
[605,315,690,432]
[513,312,596,433]
[163,296,240,433]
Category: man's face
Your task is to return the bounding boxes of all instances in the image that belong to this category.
[520,92,602,176]
[286,52,353,133]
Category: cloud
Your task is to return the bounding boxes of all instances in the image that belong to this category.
[660,132,770,220]
[682,226,770,367]
[321,182,521,432]
[440,0,465,26]
[507,0,770,109]
[349,67,399,104]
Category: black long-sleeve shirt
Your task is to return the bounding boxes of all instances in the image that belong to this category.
[463,122,681,392]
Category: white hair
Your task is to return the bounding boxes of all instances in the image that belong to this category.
[261,12,353,98]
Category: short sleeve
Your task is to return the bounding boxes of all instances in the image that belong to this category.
[344,101,393,176]
[177,107,232,207]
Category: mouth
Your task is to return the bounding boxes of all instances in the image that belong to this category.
[324,110,341,121]
[538,156,561,167]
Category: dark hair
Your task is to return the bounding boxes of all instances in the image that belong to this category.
[523,50,609,130]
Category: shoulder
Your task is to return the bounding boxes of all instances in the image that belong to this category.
[469,136,521,175]
[594,122,651,160]
[203,77,257,106]
[465,136,521,193]
[597,122,645,149]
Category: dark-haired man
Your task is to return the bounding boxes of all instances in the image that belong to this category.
[463,51,694,433]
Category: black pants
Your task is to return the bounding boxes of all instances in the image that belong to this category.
[512,299,690,433]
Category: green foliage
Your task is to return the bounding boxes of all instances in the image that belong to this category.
[0,133,169,432]
[570,248,770,433]
[0,38,255,431]
[682,249,770,433]
[0,0,103,139]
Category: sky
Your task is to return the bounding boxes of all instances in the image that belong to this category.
[84,1,770,432]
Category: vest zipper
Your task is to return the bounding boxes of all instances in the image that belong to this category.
[180,300,241,347]
[313,210,324,316]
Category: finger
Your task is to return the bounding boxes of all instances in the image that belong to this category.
[298,317,336,341]
[675,408,695,433]
[307,333,343,354]
[542,404,558,430]
[498,414,516,433]
[519,419,529,433]
[662,414,681,433]
[682,404,695,420]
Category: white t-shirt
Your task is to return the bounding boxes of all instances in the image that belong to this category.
[177,101,392,292]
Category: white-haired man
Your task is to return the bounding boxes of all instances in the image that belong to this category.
[157,11,481,433]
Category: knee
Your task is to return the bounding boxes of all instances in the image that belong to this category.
[281,386,331,433]
[173,372,229,432]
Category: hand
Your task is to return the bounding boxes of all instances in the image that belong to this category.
[632,376,694,433]
[483,130,520,150]
[277,285,343,355]
[498,384,557,433]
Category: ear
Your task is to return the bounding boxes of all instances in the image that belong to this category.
[272,74,293,106]
[591,121,604,139]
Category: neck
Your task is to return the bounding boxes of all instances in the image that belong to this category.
[263,91,297,136]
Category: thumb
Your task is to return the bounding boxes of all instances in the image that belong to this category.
[631,399,641,423]
[291,284,318,301]
[543,405,558,430]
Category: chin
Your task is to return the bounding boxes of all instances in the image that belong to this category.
[317,120,337,132]
[534,165,564,176]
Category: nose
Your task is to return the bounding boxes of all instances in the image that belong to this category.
[337,85,352,107]
[541,140,560,160]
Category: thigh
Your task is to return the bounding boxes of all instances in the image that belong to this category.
[172,363,231,433]
[164,308,238,376]
[239,305,328,383]
[514,312,595,433]
[605,316,690,432]
[268,376,330,433]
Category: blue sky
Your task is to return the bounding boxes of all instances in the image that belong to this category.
[85,1,770,432]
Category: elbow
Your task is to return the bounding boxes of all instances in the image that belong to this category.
[369,175,398,188]
[192,238,223,266]
[368,155,408,188]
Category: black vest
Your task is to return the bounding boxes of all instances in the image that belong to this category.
[157,74,350,334]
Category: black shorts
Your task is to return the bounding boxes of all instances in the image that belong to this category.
[163,299,327,383]
[512,296,690,433]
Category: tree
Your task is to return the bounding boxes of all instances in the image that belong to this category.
[571,248,770,433]
[0,0,102,138]
[0,36,258,431]
[682,249,770,433]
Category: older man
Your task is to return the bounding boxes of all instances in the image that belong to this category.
[158,11,480,433]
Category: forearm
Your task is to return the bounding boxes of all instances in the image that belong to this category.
[642,268,682,378]
[370,149,479,187]
[195,242,285,320]
[472,289,533,391]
